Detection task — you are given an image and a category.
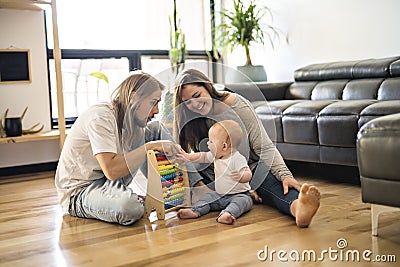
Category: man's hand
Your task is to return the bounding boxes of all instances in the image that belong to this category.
[175,147,191,162]
[145,140,181,157]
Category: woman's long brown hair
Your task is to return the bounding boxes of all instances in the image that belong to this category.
[173,69,228,152]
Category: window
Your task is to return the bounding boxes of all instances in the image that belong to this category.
[48,57,130,120]
[46,0,211,50]
[45,0,215,127]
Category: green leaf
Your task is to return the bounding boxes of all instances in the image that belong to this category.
[90,71,109,84]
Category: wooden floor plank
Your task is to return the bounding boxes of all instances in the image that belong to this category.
[0,171,399,267]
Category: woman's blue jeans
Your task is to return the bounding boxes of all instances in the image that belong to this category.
[252,162,299,216]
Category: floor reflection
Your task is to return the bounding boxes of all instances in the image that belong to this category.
[144,210,180,231]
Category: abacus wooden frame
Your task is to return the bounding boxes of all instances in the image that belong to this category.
[144,150,191,220]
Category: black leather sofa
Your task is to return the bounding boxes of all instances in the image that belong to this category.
[225,56,400,167]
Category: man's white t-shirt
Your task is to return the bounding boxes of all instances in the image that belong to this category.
[55,103,122,213]
[206,151,251,195]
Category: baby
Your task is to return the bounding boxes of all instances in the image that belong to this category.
[177,120,253,224]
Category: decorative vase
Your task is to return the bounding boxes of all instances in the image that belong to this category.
[225,65,267,83]
[4,117,22,137]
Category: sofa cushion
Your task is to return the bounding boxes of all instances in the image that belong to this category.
[256,100,302,115]
[378,77,400,100]
[257,114,282,142]
[359,101,400,127]
[281,100,336,145]
[294,56,400,82]
[311,80,349,100]
[360,100,400,115]
[294,63,331,81]
[319,100,377,115]
[282,116,318,144]
[352,56,400,78]
[283,100,337,115]
[317,115,359,147]
[255,100,302,143]
[317,100,376,147]
[342,78,383,100]
[294,61,358,81]
[390,59,400,77]
[284,82,317,100]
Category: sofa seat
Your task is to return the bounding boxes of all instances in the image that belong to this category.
[256,100,303,143]
[282,100,337,145]
[359,100,400,127]
[318,100,377,147]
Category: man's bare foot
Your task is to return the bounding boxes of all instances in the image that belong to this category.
[177,209,199,219]
[217,212,236,225]
[295,183,321,228]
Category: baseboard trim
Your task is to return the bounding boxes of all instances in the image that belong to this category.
[0,162,58,177]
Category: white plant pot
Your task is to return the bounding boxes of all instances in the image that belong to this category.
[225,65,267,83]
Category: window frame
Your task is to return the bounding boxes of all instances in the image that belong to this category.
[47,49,212,128]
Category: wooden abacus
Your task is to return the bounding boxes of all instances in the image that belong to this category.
[144,150,191,220]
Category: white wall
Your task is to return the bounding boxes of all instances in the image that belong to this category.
[0,9,59,168]
[226,0,400,81]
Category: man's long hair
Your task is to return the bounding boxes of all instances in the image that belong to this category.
[111,72,164,140]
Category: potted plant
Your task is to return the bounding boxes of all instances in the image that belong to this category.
[215,0,280,82]
[160,0,186,125]
[168,0,186,77]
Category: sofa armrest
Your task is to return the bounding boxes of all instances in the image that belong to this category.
[357,113,400,208]
[357,113,400,181]
[224,82,292,101]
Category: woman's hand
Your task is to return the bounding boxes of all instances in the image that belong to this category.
[250,190,262,204]
[282,177,301,194]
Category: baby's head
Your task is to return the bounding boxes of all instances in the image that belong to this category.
[208,120,243,157]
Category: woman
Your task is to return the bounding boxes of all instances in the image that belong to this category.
[173,69,321,227]
[55,72,182,226]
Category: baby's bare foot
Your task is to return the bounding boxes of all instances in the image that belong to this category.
[177,209,199,219]
[295,184,321,228]
[217,212,236,225]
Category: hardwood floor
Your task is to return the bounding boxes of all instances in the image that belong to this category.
[0,171,399,267]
